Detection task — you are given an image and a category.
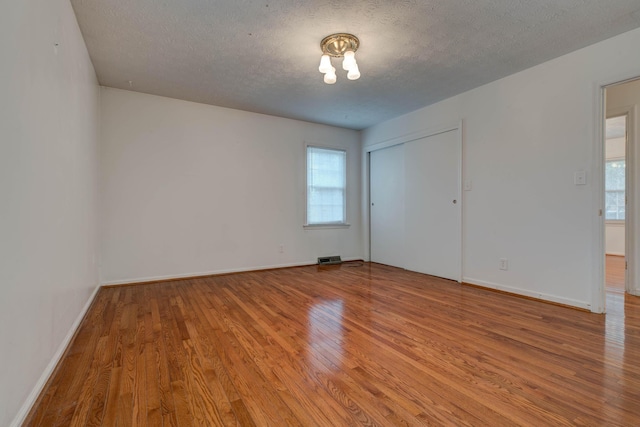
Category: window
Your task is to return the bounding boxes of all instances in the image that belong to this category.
[306,146,347,226]
[605,159,625,220]
[605,115,626,221]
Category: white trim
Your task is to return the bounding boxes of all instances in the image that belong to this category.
[365,123,460,153]
[10,285,101,427]
[456,120,464,283]
[591,82,606,313]
[101,257,365,286]
[303,223,351,230]
[626,105,637,295]
[365,150,372,261]
[463,277,591,311]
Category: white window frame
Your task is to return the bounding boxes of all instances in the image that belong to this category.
[304,144,350,229]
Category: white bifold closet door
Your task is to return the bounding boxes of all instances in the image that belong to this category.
[370,144,406,269]
[370,129,461,282]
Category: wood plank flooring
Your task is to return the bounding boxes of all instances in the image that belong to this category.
[606,254,626,292]
[25,262,640,426]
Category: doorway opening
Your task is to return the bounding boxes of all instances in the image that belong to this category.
[604,114,627,293]
[603,78,639,303]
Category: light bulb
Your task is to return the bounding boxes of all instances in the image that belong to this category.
[324,67,337,84]
[347,63,360,80]
[342,50,356,71]
[318,55,332,74]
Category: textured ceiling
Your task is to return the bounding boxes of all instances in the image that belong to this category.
[70,0,640,130]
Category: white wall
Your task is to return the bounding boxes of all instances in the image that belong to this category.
[606,223,625,256]
[363,27,640,311]
[0,0,100,425]
[100,88,362,284]
[607,79,640,293]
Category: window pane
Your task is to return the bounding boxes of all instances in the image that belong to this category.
[307,147,346,224]
[605,115,626,221]
[605,189,625,220]
[605,160,625,220]
[605,160,625,190]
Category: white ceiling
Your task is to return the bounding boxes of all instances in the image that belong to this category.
[70,0,640,130]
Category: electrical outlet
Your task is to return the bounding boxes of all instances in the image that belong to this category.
[499,258,508,270]
[278,244,284,253]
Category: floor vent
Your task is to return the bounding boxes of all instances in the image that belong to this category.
[317,255,342,265]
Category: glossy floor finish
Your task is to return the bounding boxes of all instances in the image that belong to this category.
[606,254,626,292]
[26,263,640,426]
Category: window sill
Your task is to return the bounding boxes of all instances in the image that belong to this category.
[605,220,625,226]
[304,223,351,230]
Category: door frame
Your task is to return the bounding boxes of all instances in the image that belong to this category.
[365,121,463,282]
[595,76,639,313]
[605,105,635,294]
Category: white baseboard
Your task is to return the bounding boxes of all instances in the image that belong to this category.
[462,277,591,311]
[10,285,101,427]
[101,257,365,287]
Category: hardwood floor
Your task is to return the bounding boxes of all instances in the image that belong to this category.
[25,263,640,426]
[606,254,626,292]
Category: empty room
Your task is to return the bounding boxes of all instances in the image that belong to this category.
[3,0,640,426]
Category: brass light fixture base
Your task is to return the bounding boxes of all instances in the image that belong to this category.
[320,33,360,57]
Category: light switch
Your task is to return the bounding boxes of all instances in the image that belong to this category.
[574,171,586,185]
[463,180,472,191]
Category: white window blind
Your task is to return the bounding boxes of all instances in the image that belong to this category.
[306,146,346,225]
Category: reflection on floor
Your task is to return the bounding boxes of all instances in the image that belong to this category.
[604,254,636,378]
[25,262,640,425]
[606,254,625,292]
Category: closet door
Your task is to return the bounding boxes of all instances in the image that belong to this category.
[370,144,405,268]
[404,129,461,281]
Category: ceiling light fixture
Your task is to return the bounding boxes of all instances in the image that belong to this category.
[318,33,360,84]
